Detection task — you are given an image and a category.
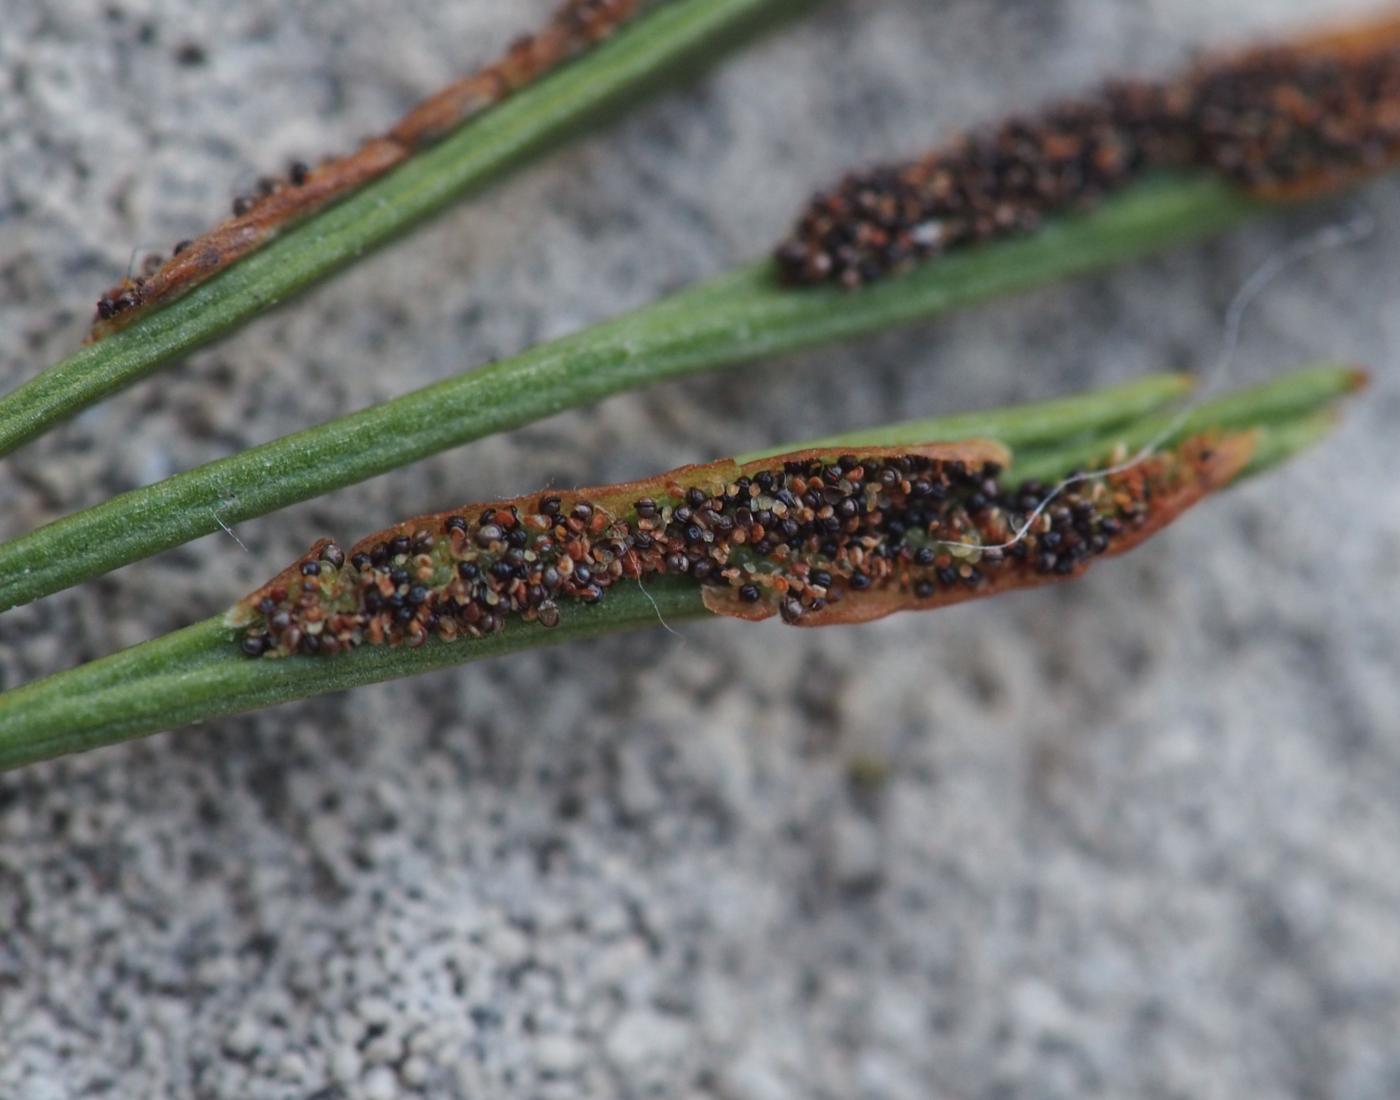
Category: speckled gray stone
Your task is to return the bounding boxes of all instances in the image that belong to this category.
[3,1,1400,1098]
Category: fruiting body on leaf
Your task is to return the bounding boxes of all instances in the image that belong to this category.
[777,17,1400,288]
[89,0,656,339]
[229,434,1254,657]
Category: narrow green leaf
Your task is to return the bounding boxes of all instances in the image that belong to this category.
[1008,363,1366,485]
[0,365,1355,772]
[738,372,1194,461]
[0,176,1265,612]
[0,0,821,456]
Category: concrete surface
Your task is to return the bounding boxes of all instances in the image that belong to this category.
[2,1,1400,1097]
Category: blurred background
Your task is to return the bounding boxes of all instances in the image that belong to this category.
[2,1,1399,1096]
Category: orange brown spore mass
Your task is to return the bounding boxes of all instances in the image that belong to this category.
[89,0,650,340]
[228,434,1251,657]
[776,12,1400,288]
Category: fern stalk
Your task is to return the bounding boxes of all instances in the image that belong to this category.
[0,363,1360,772]
[0,176,1265,613]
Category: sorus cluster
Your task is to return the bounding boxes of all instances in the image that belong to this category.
[91,0,655,337]
[232,436,1249,657]
[775,33,1400,287]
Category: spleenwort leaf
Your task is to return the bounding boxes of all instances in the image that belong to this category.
[0,365,1365,773]
[7,10,1400,605]
[0,0,822,456]
[0,178,1262,613]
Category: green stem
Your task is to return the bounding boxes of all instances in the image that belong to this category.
[1009,362,1366,484]
[0,0,820,457]
[0,367,1356,772]
[737,372,1193,461]
[0,584,710,771]
[0,176,1265,612]
[1239,410,1344,477]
